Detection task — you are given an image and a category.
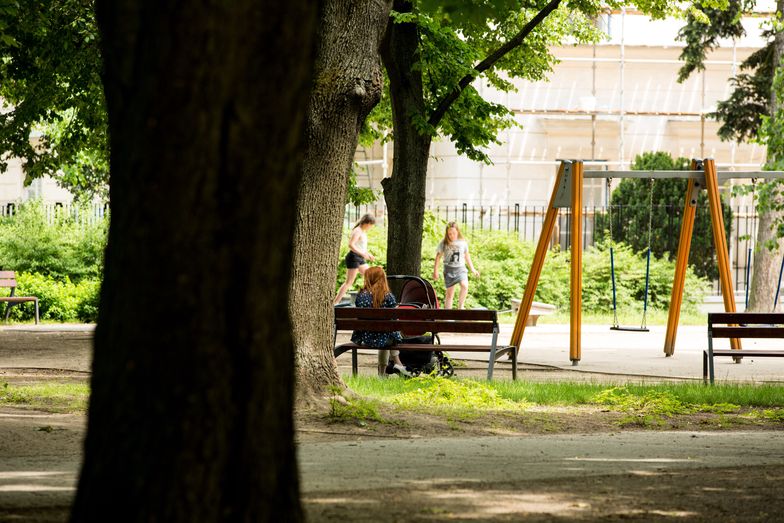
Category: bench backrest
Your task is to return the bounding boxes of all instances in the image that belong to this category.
[708,312,784,339]
[334,307,498,334]
[0,271,17,289]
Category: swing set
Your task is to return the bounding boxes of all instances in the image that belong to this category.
[511,158,784,364]
[607,177,654,332]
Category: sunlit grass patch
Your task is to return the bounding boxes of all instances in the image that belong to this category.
[0,382,89,413]
[389,376,529,417]
[345,375,784,426]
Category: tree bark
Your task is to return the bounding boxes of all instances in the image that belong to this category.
[72,2,316,521]
[291,0,392,401]
[381,0,431,277]
[748,0,784,313]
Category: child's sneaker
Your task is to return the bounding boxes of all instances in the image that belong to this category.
[393,364,412,377]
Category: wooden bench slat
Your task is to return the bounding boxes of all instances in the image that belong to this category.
[0,297,37,303]
[335,307,497,321]
[709,312,784,325]
[335,343,515,357]
[710,350,784,357]
[336,319,495,334]
[711,326,784,338]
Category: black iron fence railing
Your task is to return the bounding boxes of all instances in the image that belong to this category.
[346,203,762,296]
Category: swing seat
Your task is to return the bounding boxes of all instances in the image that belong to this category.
[610,326,650,332]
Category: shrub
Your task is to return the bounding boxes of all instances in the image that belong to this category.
[0,200,107,282]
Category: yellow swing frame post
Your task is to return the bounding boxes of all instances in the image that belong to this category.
[663,160,701,356]
[512,158,759,363]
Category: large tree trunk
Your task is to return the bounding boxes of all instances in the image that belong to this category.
[291,0,392,400]
[381,0,431,277]
[72,2,316,520]
[748,0,784,313]
[747,209,784,311]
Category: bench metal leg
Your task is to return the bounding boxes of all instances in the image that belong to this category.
[707,336,715,385]
[512,346,518,381]
[487,329,499,380]
[352,348,358,377]
[702,350,710,383]
[34,299,39,325]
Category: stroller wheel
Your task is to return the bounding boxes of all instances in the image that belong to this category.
[438,354,455,377]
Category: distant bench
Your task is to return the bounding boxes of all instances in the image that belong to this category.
[0,271,39,324]
[333,307,518,380]
[510,299,556,326]
[704,312,784,383]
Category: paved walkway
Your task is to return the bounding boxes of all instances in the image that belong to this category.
[440,323,784,383]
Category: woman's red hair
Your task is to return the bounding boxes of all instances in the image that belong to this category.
[362,266,390,308]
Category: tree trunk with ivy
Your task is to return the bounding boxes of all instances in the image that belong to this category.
[381,0,431,277]
[290,0,392,401]
[72,2,316,520]
[380,0,562,278]
[748,0,784,313]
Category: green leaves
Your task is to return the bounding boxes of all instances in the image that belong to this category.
[676,0,752,82]
[383,0,607,163]
[0,0,107,199]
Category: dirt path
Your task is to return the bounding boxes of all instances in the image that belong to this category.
[301,432,784,521]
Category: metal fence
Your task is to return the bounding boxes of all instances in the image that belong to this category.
[0,202,109,225]
[346,203,763,296]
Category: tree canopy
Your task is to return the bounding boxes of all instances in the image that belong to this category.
[0,0,107,200]
[677,0,774,142]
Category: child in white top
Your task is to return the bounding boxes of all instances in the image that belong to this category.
[433,222,479,309]
[334,214,376,305]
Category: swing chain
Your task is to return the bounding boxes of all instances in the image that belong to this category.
[607,178,614,247]
[647,178,654,249]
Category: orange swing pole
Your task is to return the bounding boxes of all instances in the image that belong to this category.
[569,161,583,364]
[703,159,741,352]
[510,162,566,348]
[664,161,700,356]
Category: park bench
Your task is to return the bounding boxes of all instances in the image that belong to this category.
[333,307,518,380]
[704,312,784,383]
[0,271,39,324]
[510,299,556,326]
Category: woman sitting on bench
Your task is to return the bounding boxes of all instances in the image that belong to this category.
[351,266,411,377]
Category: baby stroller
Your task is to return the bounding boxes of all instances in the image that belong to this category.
[387,275,455,377]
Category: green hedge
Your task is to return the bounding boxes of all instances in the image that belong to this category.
[338,216,708,314]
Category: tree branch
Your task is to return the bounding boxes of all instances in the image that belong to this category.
[427,0,562,128]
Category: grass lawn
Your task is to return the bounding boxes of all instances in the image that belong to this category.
[337,375,784,428]
[346,375,784,407]
[0,382,89,413]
